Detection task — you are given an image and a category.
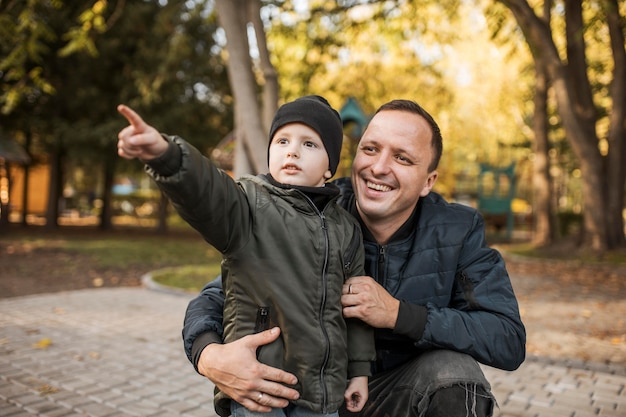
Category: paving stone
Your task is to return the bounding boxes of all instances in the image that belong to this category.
[1,411,36,417]
[56,393,92,409]
[2,288,625,417]
[22,400,68,415]
[74,401,121,417]
[0,402,27,417]
[38,407,75,417]
[181,406,218,417]
[8,393,48,407]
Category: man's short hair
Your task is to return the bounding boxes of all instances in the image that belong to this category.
[374,100,443,172]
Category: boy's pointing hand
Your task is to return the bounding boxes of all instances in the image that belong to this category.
[117,104,168,161]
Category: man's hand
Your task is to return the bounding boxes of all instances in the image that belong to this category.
[197,327,300,412]
[342,276,400,329]
[117,104,168,161]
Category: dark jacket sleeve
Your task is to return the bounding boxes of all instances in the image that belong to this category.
[143,136,246,369]
[344,229,375,378]
[413,211,526,371]
[182,276,225,369]
[145,135,251,254]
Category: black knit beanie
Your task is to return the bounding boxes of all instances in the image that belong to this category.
[268,95,343,176]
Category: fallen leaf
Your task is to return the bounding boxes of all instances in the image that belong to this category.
[37,384,59,395]
[33,338,52,349]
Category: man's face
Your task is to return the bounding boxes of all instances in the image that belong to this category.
[351,110,437,234]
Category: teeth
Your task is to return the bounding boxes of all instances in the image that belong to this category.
[367,181,391,192]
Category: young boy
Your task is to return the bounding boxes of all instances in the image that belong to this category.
[117,96,375,417]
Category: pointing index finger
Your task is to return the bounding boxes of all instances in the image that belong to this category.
[117,104,146,131]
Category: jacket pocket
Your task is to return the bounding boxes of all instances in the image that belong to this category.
[254,306,271,333]
[456,271,482,310]
[254,306,284,369]
[342,225,362,277]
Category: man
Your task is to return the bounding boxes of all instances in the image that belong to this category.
[182,99,526,417]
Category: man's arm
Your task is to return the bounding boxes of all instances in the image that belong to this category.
[183,278,226,366]
[342,211,526,371]
[182,278,300,412]
[417,212,526,370]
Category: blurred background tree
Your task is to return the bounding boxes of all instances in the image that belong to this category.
[1,0,623,253]
[0,0,231,231]
[495,0,625,252]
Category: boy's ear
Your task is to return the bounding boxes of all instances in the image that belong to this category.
[324,169,332,180]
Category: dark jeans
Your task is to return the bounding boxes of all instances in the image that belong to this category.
[339,350,495,417]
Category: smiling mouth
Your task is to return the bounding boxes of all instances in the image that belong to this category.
[283,164,300,171]
[367,181,392,192]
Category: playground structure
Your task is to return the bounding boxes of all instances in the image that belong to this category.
[477,163,517,240]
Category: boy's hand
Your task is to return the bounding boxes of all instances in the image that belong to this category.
[117,104,168,161]
[344,375,368,412]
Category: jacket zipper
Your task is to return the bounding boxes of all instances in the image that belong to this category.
[298,191,331,412]
[377,245,386,285]
[319,212,330,413]
[342,226,362,276]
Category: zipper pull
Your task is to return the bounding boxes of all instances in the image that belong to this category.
[378,246,385,264]
[376,246,386,284]
[344,260,351,275]
[254,306,270,333]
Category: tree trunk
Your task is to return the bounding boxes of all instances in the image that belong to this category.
[214,0,269,177]
[561,0,610,250]
[44,147,63,230]
[498,0,623,252]
[247,0,279,132]
[156,191,168,234]
[20,132,32,226]
[99,158,114,230]
[604,0,626,248]
[531,52,554,244]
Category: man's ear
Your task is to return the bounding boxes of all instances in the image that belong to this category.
[419,170,438,197]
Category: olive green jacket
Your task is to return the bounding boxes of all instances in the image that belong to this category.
[147,136,374,414]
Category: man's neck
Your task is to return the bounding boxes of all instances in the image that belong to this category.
[356,201,422,246]
[360,215,408,246]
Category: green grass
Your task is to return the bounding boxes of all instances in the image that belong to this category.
[1,225,226,292]
[501,241,626,265]
[0,225,222,270]
[4,225,623,293]
[62,237,219,269]
[150,264,222,292]
[1,225,225,291]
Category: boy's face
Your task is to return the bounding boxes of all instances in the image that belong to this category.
[269,123,331,187]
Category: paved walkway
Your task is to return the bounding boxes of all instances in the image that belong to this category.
[1,287,625,417]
